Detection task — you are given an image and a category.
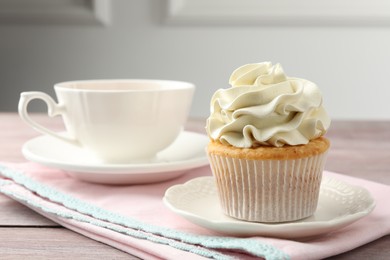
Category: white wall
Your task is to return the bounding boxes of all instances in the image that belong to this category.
[1,0,389,120]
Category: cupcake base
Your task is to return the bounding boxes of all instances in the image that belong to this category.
[207,137,330,223]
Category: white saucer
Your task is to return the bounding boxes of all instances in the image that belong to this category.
[163,176,375,239]
[22,131,209,185]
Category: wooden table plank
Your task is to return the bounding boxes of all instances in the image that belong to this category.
[325,121,390,185]
[0,228,132,259]
[0,194,57,226]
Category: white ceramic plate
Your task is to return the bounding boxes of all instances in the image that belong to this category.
[163,176,375,238]
[22,131,209,185]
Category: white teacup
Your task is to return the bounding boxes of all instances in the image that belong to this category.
[18,79,195,163]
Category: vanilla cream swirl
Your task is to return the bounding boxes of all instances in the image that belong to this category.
[206,62,331,147]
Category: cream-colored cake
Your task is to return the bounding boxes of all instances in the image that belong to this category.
[205,62,331,223]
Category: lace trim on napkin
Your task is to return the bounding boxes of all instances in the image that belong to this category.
[0,164,289,260]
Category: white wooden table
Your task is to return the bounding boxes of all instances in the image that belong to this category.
[0,113,389,259]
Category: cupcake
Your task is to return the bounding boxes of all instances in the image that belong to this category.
[206,62,331,223]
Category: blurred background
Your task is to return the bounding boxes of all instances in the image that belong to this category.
[0,0,389,120]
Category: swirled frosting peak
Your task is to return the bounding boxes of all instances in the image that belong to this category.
[206,62,330,148]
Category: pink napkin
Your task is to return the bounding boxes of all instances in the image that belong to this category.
[0,162,389,260]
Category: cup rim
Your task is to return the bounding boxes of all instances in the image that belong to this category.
[54,79,195,92]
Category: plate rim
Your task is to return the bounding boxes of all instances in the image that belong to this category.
[163,176,376,238]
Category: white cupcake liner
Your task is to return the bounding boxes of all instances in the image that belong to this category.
[208,152,328,223]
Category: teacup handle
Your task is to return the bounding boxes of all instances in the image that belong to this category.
[18,92,79,146]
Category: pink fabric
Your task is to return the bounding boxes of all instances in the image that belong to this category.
[1,162,389,259]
